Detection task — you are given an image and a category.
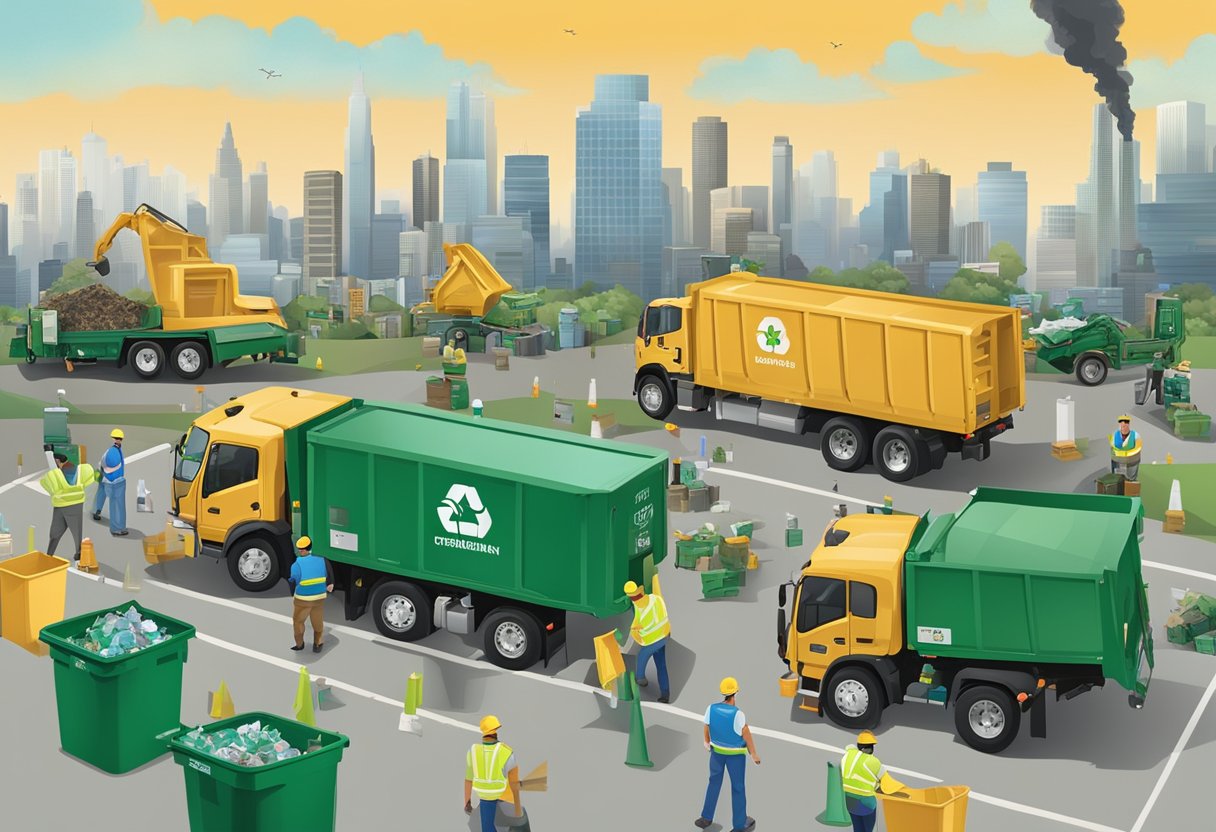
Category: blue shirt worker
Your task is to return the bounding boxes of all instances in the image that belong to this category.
[626,580,671,703]
[841,732,905,832]
[695,677,759,832]
[287,536,333,653]
[91,428,128,535]
[41,453,98,561]
[1110,415,1142,482]
[464,715,522,831]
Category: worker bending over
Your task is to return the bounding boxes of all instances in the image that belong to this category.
[841,731,905,832]
[625,580,671,703]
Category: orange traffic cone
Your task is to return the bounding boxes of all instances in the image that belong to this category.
[77,538,98,574]
[532,376,540,398]
[65,359,75,373]
[588,378,598,409]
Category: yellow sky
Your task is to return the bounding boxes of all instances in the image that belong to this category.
[2,0,1212,237]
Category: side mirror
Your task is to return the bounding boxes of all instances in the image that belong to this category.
[778,582,789,607]
[643,336,651,347]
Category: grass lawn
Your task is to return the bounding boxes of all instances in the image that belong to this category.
[283,336,446,375]
[1139,462,1216,544]
[483,392,659,437]
[0,325,21,365]
[1182,336,1216,369]
[0,388,195,432]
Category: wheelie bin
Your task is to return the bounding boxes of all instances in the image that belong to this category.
[878,786,970,831]
[0,551,69,655]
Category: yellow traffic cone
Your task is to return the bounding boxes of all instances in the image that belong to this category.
[399,672,423,734]
[1166,452,1174,464]
[77,538,98,574]
[315,356,324,371]
[209,680,236,719]
[293,666,316,726]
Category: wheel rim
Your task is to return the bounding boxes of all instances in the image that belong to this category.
[494,621,528,659]
[968,700,1006,739]
[828,428,859,461]
[382,595,417,632]
[238,548,272,582]
[1081,361,1102,382]
[639,383,665,414]
[834,679,870,718]
[134,348,160,372]
[177,347,202,373]
[882,438,912,473]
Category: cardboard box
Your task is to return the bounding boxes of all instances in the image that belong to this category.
[688,487,711,512]
[708,484,720,503]
[1123,481,1141,497]
[421,336,442,357]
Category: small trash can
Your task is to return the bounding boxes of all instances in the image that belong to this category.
[39,601,196,773]
[0,551,69,655]
[878,785,969,832]
[170,712,351,832]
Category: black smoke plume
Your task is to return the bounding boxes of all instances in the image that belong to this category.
[1031,0,1135,139]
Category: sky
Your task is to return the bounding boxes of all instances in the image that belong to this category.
[2,0,1215,239]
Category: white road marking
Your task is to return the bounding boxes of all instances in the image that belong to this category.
[0,468,48,495]
[1141,560,1216,585]
[123,443,173,464]
[1129,670,1216,832]
[17,443,171,493]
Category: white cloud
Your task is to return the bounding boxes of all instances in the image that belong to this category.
[688,48,884,105]
[1129,34,1216,109]
[871,41,975,83]
[912,0,1053,57]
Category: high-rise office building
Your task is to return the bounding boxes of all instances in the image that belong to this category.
[771,137,793,274]
[15,173,38,271]
[343,74,375,279]
[661,245,707,296]
[208,123,244,252]
[0,202,8,258]
[692,116,728,250]
[1076,104,1119,286]
[370,213,406,281]
[977,162,1027,258]
[444,83,496,227]
[575,75,664,300]
[711,186,768,237]
[303,170,342,296]
[859,151,908,264]
[473,216,530,287]
[161,166,188,225]
[248,162,269,235]
[187,200,207,238]
[711,208,754,256]
[1157,101,1207,175]
[1138,173,1216,292]
[957,220,990,265]
[504,155,551,289]
[412,154,440,230]
[1034,204,1078,293]
[81,131,109,220]
[661,168,688,247]
[288,216,303,263]
[954,185,976,225]
[746,232,783,272]
[74,191,95,260]
[39,149,75,257]
[910,169,951,259]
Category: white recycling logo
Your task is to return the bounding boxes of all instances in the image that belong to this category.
[756,316,791,355]
[437,484,493,539]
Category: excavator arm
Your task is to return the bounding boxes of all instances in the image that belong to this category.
[88,204,192,278]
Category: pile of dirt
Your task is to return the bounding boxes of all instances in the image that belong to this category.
[44,283,148,332]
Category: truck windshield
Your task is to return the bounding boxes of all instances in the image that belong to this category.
[175,427,209,482]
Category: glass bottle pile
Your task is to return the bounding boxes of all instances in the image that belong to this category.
[68,606,170,657]
[177,721,303,766]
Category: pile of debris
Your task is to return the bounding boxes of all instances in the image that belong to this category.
[43,283,148,331]
[1166,589,1216,654]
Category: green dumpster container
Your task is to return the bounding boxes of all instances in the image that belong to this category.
[170,712,351,832]
[676,538,716,569]
[39,601,196,773]
[449,377,470,410]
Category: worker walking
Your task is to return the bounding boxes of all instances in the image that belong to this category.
[40,452,99,561]
[91,428,127,535]
[287,536,333,653]
[695,677,759,832]
[1110,415,1142,482]
[841,731,905,832]
[625,580,671,703]
[464,715,522,831]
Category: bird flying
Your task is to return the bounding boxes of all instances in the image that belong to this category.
[259,68,282,78]
[563,28,577,35]
[830,41,842,48]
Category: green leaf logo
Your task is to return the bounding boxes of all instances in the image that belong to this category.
[764,325,782,348]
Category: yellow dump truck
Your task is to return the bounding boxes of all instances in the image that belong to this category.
[633,274,1025,480]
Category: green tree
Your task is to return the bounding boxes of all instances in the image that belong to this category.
[1164,284,1216,335]
[987,242,1027,283]
[367,294,405,313]
[807,262,909,294]
[739,258,764,274]
[282,294,329,332]
[0,305,23,324]
[124,288,155,305]
[46,258,98,296]
[939,268,1022,305]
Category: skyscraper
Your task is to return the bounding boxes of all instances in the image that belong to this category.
[0,202,8,258]
[692,116,728,250]
[771,137,793,275]
[370,212,405,281]
[958,220,990,265]
[248,162,269,235]
[711,186,769,238]
[859,151,908,264]
[187,200,208,239]
[161,166,188,225]
[1138,173,1216,291]
[15,173,38,271]
[1157,101,1206,175]
[303,170,342,297]
[343,74,375,279]
[81,131,109,220]
[977,162,1027,258]
[503,155,551,289]
[910,169,951,259]
[39,149,75,257]
[208,123,244,252]
[1035,205,1078,292]
[74,191,95,260]
[412,154,440,230]
[712,208,754,256]
[575,75,663,300]
[661,168,687,247]
[1076,104,1118,286]
[444,83,495,229]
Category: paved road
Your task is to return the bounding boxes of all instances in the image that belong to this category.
[1,345,1214,831]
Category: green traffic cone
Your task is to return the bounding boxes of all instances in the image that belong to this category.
[624,672,654,768]
[815,761,852,826]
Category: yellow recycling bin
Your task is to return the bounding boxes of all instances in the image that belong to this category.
[878,786,969,832]
[0,551,70,656]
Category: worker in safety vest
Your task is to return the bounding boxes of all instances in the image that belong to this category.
[625,580,671,703]
[287,536,333,653]
[464,715,522,831]
[91,427,127,536]
[695,677,759,832]
[1110,415,1142,482]
[41,452,99,561]
[841,731,905,832]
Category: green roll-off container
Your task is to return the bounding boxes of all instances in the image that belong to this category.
[169,712,350,832]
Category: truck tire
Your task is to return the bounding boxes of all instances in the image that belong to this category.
[226,534,282,593]
[954,684,1020,753]
[128,340,165,379]
[873,426,923,482]
[1075,355,1108,386]
[170,341,208,380]
[370,580,433,642]
[482,608,542,670]
[636,375,674,420]
[24,352,35,365]
[822,666,884,729]
[820,417,869,472]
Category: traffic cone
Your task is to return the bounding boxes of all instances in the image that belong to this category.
[651,574,663,598]
[122,562,141,591]
[77,538,98,574]
[624,672,653,768]
[531,376,540,398]
[316,676,344,710]
[590,415,603,439]
[208,680,236,719]
[815,761,852,826]
[588,378,597,409]
[315,356,323,371]
[399,671,422,734]
[27,525,35,554]
[293,666,316,726]
[65,359,75,373]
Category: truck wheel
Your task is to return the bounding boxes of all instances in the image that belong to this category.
[128,340,165,379]
[370,581,433,642]
[482,608,542,670]
[821,417,869,472]
[24,352,35,365]
[170,341,208,380]
[226,535,282,593]
[822,667,884,729]
[636,375,674,420]
[1075,355,1108,386]
[954,685,1020,753]
[873,426,922,482]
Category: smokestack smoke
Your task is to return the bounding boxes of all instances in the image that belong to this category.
[1031,0,1135,140]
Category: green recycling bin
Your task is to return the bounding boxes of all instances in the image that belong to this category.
[39,601,196,773]
[170,712,351,832]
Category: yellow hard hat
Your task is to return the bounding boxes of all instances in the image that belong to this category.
[858,730,877,745]
[110,428,125,439]
[479,715,502,735]
[720,677,739,696]
[1118,415,1132,423]
[296,536,312,550]
[623,580,642,597]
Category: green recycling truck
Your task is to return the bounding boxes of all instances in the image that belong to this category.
[168,387,667,669]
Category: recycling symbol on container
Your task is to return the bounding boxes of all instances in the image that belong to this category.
[438,484,493,539]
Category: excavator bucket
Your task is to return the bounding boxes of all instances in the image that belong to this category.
[431,244,513,317]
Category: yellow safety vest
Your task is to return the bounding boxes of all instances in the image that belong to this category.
[633,595,671,646]
[841,746,883,798]
[469,741,513,800]
[39,465,98,508]
[1110,431,1141,460]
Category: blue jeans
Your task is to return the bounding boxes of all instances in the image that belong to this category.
[478,798,497,831]
[98,478,126,532]
[846,796,877,832]
[636,636,670,695]
[701,751,747,830]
